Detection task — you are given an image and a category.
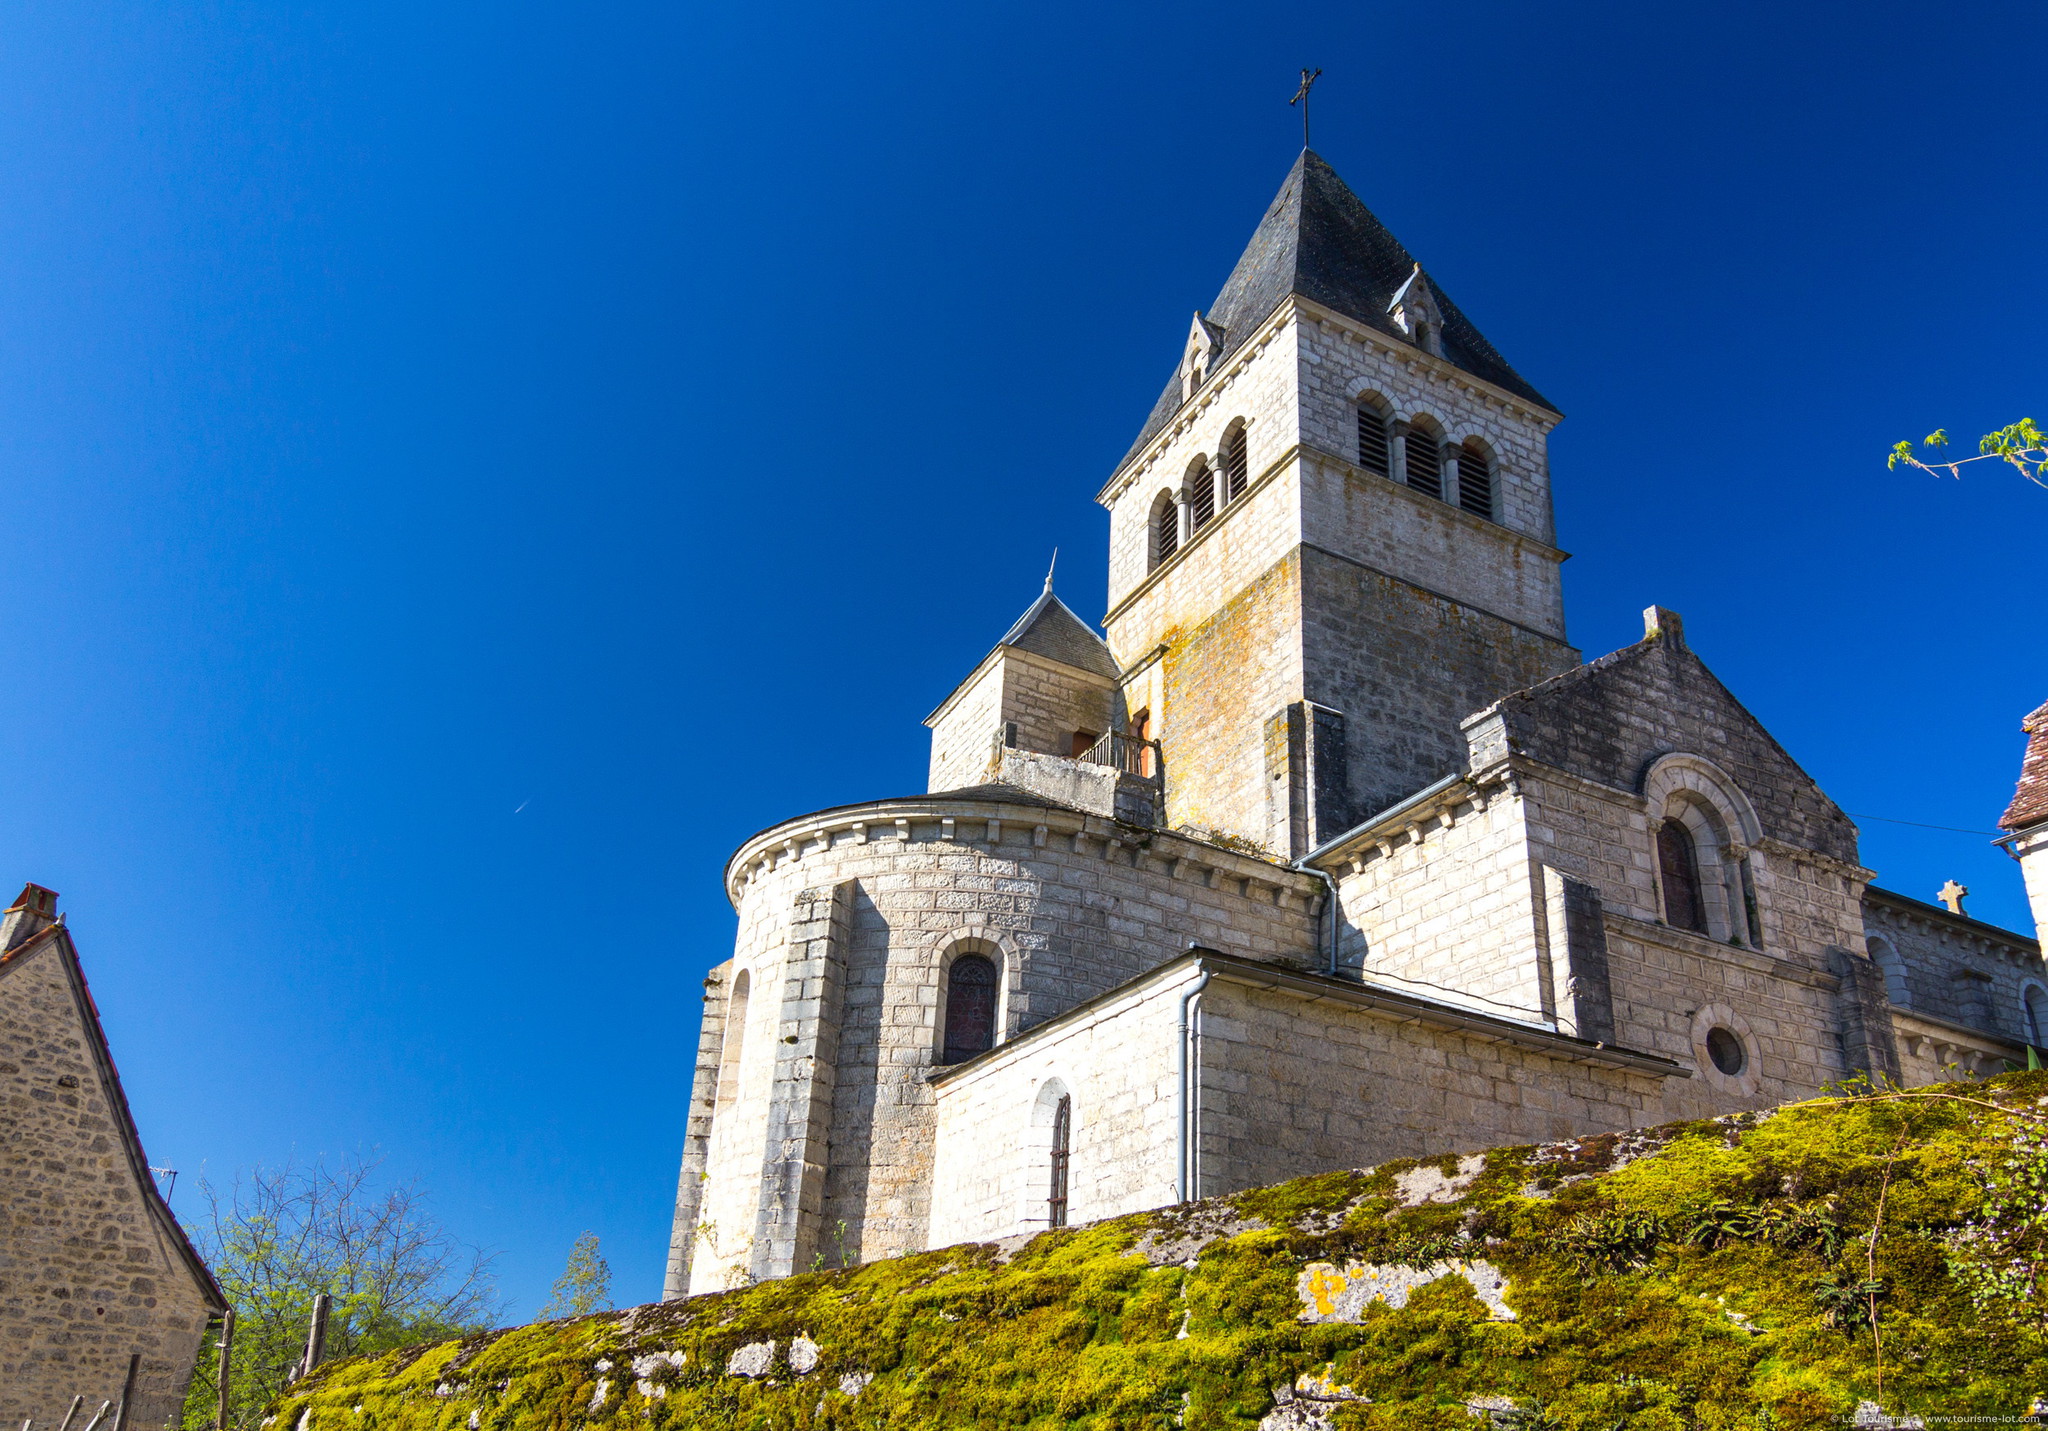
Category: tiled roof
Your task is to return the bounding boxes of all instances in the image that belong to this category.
[1120,150,1554,467]
[2000,700,2048,831]
[996,586,1122,681]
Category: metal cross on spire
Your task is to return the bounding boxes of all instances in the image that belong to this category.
[1290,68,1323,149]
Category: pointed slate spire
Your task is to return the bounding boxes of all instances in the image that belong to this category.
[1123,151,1553,462]
[994,580,1121,681]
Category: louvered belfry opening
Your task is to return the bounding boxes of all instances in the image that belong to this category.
[1188,461,1217,531]
[1047,1095,1072,1228]
[1221,424,1249,500]
[1152,493,1179,567]
[1356,406,1390,477]
[1657,820,1708,934]
[1404,426,1443,500]
[1457,441,1492,518]
[942,954,998,1064]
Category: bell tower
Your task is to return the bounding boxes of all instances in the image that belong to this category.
[1098,151,1580,857]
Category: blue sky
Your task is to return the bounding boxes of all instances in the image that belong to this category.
[0,0,2041,1316]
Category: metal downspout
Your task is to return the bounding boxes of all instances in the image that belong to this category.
[1176,962,1212,1204]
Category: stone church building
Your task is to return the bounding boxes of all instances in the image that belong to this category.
[665,151,2048,1296]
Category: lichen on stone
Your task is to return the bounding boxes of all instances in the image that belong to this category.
[265,1072,2048,1428]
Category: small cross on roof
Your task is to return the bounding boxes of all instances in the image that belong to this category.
[1937,879,1969,916]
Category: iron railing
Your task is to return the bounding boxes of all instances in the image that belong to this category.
[1079,731,1161,779]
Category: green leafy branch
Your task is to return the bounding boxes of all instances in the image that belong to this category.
[1889,420,2048,488]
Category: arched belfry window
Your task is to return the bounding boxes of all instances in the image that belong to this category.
[1356,400,1391,477]
[1149,490,1179,569]
[1404,422,1443,500]
[942,953,998,1064]
[1457,441,1493,519]
[1187,458,1217,532]
[1657,820,1707,934]
[1220,422,1249,501]
[1048,1094,1072,1228]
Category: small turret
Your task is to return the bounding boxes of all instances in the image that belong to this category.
[923,574,1124,792]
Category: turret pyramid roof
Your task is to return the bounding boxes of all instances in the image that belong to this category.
[995,581,1121,681]
[1122,150,1554,465]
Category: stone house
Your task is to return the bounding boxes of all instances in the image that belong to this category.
[1,883,226,1425]
[665,150,2048,1295]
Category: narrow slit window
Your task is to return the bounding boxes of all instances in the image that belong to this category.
[1188,463,1216,531]
[1221,425,1249,500]
[942,954,998,1064]
[1048,1094,1071,1228]
[1657,821,1707,933]
[1357,407,1390,476]
[1405,432,1442,500]
[1457,442,1492,518]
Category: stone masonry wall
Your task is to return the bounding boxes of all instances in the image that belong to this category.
[926,661,1005,792]
[1864,891,2045,1044]
[928,971,1182,1249]
[681,799,1321,1291]
[1301,546,1576,818]
[0,943,214,1426]
[1293,308,1560,550]
[996,651,1119,763]
[1103,318,1301,611]
[1501,759,1871,1121]
[1330,781,1552,1024]
[1197,978,1666,1192]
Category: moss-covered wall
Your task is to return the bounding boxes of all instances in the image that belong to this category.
[274,1073,2048,1428]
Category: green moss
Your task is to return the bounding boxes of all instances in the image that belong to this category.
[271,1076,2048,1428]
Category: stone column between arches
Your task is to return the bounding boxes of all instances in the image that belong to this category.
[750,880,852,1282]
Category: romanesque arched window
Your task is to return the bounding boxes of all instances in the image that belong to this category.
[1150,490,1179,569]
[942,953,998,1063]
[2026,985,2048,1047]
[1220,422,1249,501]
[1187,457,1217,533]
[1657,820,1707,934]
[1457,440,1493,519]
[1047,1094,1072,1228]
[1356,398,1391,477]
[1404,420,1443,500]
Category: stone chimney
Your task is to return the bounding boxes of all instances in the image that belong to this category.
[1642,606,1686,651]
[1999,701,2048,947]
[0,882,59,953]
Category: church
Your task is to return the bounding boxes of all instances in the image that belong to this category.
[664,150,2048,1296]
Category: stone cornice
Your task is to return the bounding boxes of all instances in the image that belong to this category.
[723,795,1322,910]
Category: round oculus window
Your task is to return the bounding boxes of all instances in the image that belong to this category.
[1705,1026,1747,1076]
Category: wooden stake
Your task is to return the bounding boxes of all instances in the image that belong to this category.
[77,1403,110,1431]
[215,1307,237,1431]
[111,1353,140,1431]
[299,1293,331,1380]
[55,1397,84,1431]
